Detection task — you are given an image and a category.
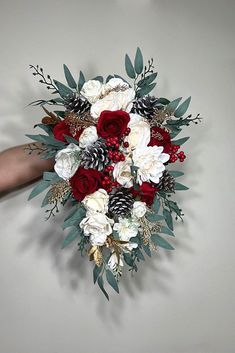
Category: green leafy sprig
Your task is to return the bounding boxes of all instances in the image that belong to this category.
[125,47,158,97]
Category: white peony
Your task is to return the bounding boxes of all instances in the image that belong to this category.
[54,143,81,180]
[132,145,170,185]
[82,189,109,214]
[113,158,133,188]
[90,88,135,119]
[108,253,124,270]
[80,80,103,104]
[80,212,114,246]
[102,77,129,95]
[113,218,139,251]
[132,201,147,218]
[125,113,150,150]
[79,126,98,148]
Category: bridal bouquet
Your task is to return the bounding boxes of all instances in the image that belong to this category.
[26,48,201,299]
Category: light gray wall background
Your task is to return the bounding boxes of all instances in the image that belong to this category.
[0,0,234,352]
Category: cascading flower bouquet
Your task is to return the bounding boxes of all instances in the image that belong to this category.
[26,48,201,299]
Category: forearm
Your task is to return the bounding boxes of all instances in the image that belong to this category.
[0,143,54,193]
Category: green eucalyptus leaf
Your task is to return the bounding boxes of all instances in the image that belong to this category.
[125,54,136,79]
[156,97,170,105]
[113,74,130,85]
[160,226,174,236]
[130,236,141,245]
[63,64,77,89]
[52,97,65,104]
[41,135,65,147]
[137,83,156,97]
[34,123,53,135]
[167,97,182,113]
[134,47,143,74]
[63,135,79,145]
[97,276,109,300]
[172,136,190,146]
[167,201,182,216]
[174,182,189,190]
[146,213,164,222]
[137,72,158,87]
[54,110,65,118]
[152,196,161,213]
[64,206,80,222]
[151,234,174,250]
[163,209,173,230]
[43,172,61,183]
[92,76,104,83]
[168,171,184,178]
[106,75,114,82]
[28,180,50,200]
[106,269,119,293]
[135,248,145,261]
[93,265,102,284]
[61,227,81,249]
[53,80,73,98]
[78,70,85,90]
[41,189,51,208]
[62,207,86,229]
[174,96,191,117]
[169,127,182,139]
[123,253,134,266]
[26,134,47,143]
[142,244,151,257]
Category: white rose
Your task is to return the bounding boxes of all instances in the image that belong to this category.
[108,253,124,270]
[80,80,103,104]
[79,126,98,148]
[132,145,170,185]
[54,143,81,180]
[82,189,109,213]
[113,218,139,251]
[132,201,147,218]
[80,212,114,246]
[90,88,135,119]
[125,113,150,150]
[103,77,129,95]
[113,158,133,188]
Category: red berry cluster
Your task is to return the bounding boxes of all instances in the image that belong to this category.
[101,167,120,192]
[101,128,131,192]
[169,145,186,163]
[105,128,131,164]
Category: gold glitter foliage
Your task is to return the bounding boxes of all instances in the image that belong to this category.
[65,112,96,137]
[88,246,103,267]
[48,181,72,204]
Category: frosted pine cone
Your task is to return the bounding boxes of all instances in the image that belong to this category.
[157,170,175,192]
[108,188,134,217]
[80,141,110,172]
[64,93,91,114]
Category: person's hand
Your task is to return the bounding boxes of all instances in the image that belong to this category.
[0,143,54,193]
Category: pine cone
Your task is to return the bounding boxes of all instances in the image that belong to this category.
[80,141,110,172]
[131,95,161,119]
[108,188,134,217]
[64,93,91,114]
[158,170,175,192]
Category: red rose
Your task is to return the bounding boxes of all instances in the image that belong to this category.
[148,127,172,153]
[53,120,83,142]
[70,167,103,201]
[131,182,158,206]
[97,110,130,139]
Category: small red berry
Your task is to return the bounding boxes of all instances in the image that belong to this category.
[123,141,129,148]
